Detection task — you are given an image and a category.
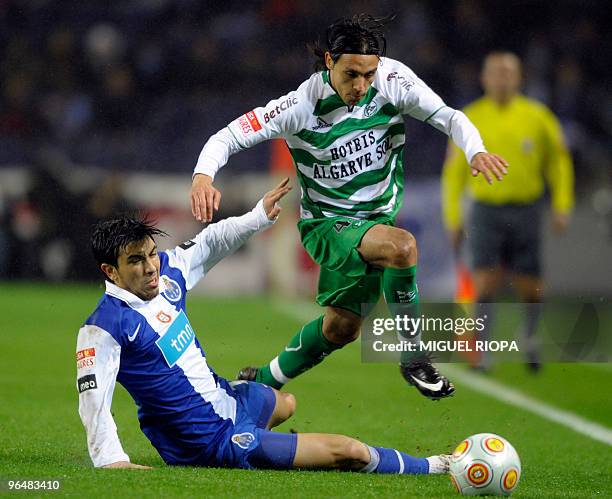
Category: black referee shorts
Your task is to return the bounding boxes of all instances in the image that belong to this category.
[467,201,543,276]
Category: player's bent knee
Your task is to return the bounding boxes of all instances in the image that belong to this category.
[282,392,297,418]
[390,231,417,268]
[272,391,296,424]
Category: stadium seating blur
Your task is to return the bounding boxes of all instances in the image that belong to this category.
[0,1,610,292]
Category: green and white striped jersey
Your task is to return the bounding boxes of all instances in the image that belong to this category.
[195,57,485,220]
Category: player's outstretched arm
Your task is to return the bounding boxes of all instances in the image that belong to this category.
[77,326,133,468]
[383,61,509,184]
[191,84,305,222]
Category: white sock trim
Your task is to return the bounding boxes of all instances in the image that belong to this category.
[270,356,290,385]
[394,449,405,474]
[360,445,380,473]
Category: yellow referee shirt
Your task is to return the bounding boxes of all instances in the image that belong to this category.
[441,95,574,230]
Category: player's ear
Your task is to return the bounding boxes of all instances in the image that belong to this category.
[324,51,334,70]
[100,263,118,283]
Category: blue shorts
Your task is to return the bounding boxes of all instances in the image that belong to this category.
[213,381,298,470]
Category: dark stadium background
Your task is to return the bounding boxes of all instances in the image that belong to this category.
[0,0,610,295]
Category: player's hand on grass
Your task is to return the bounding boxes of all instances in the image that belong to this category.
[470,152,509,184]
[263,177,292,220]
[191,174,222,222]
[102,461,153,469]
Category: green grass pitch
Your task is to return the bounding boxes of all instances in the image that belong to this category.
[0,283,610,497]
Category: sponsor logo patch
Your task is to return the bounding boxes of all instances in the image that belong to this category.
[386,71,414,91]
[263,97,298,123]
[76,348,96,370]
[76,348,95,361]
[161,275,182,302]
[155,310,195,367]
[78,374,97,393]
[231,432,255,449]
[238,110,262,136]
[179,240,196,250]
[245,111,262,131]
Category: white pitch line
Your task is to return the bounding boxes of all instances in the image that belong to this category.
[443,365,612,447]
[273,298,612,447]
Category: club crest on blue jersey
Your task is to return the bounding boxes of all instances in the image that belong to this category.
[155,311,195,367]
[161,275,182,302]
[231,432,255,449]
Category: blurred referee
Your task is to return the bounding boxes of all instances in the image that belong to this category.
[441,52,574,370]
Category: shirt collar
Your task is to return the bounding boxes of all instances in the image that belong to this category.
[105,280,152,308]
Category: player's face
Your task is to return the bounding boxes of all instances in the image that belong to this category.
[481,54,522,103]
[108,237,160,301]
[326,53,379,107]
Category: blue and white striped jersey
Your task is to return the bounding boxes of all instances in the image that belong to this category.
[76,200,274,467]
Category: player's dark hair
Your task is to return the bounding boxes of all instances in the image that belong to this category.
[311,14,394,71]
[91,213,167,269]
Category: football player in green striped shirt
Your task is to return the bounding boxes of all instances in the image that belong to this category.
[190,15,508,400]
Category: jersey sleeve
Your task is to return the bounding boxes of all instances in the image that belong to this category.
[165,198,274,289]
[381,60,486,163]
[194,85,309,179]
[76,325,129,467]
[540,108,574,214]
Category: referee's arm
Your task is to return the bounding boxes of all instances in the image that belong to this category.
[441,141,470,251]
[541,109,574,232]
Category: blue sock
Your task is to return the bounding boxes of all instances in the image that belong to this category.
[363,446,429,474]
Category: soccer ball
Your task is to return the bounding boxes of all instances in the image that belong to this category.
[449,433,521,496]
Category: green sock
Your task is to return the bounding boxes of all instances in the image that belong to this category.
[383,265,424,365]
[256,316,341,388]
